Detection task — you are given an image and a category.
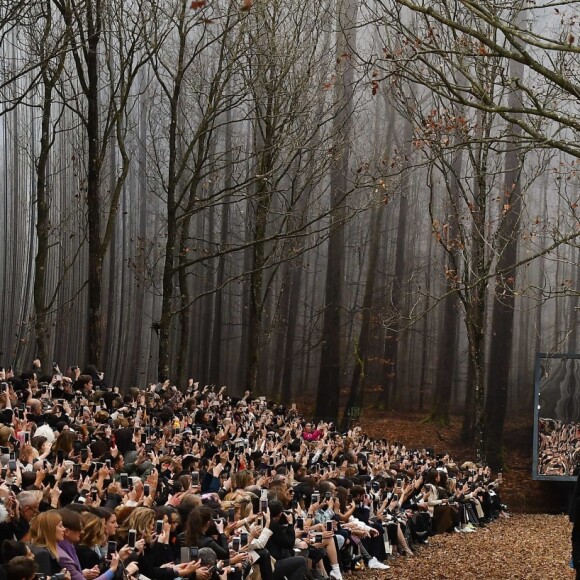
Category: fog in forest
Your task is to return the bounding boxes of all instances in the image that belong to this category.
[1,0,580,467]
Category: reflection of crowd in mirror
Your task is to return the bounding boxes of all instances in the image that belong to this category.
[538,418,580,476]
[0,361,509,580]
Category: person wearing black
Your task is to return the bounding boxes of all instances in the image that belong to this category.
[5,556,37,580]
[571,468,580,578]
[265,500,307,580]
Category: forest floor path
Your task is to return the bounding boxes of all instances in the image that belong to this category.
[346,514,573,579]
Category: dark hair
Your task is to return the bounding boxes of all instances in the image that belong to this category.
[114,429,135,456]
[30,436,47,453]
[269,499,284,519]
[424,469,439,486]
[6,556,37,580]
[2,540,28,561]
[60,508,82,531]
[59,481,81,507]
[185,506,213,547]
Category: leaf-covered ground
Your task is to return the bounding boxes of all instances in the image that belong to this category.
[346,514,574,579]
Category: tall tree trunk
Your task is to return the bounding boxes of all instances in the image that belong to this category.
[341,204,383,429]
[34,53,60,372]
[314,0,358,422]
[280,262,304,404]
[483,50,525,469]
[156,3,187,381]
[86,0,103,367]
[272,266,291,400]
[209,110,233,385]
[382,121,412,407]
[429,148,464,424]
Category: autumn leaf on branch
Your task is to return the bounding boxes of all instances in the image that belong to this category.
[191,0,206,8]
[241,0,254,11]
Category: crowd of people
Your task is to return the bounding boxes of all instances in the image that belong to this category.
[538,418,580,476]
[0,361,509,580]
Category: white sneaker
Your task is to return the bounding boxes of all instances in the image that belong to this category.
[368,557,390,570]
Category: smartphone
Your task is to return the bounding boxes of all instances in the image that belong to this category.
[155,520,163,535]
[141,433,147,444]
[107,541,117,559]
[315,533,322,543]
[296,517,304,530]
[190,547,199,561]
[191,471,199,486]
[325,491,331,500]
[326,520,333,532]
[92,489,98,502]
[105,459,111,469]
[128,529,137,548]
[240,532,249,547]
[120,473,129,490]
[311,493,319,505]
[72,464,81,479]
[180,547,190,563]
[143,484,150,497]
[80,448,89,462]
[22,432,30,443]
[8,459,16,471]
[228,508,235,523]
[232,537,240,552]
[56,450,64,465]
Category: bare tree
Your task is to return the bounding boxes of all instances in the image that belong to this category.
[53,0,149,368]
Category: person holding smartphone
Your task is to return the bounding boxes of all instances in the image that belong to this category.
[265,500,308,580]
[118,507,198,580]
[236,504,275,580]
[184,505,249,578]
[57,509,121,580]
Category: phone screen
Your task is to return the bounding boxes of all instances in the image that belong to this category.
[128,530,137,548]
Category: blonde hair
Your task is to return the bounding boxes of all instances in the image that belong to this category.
[223,493,253,518]
[80,512,106,548]
[232,470,253,490]
[0,425,13,444]
[117,507,154,545]
[30,511,62,559]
